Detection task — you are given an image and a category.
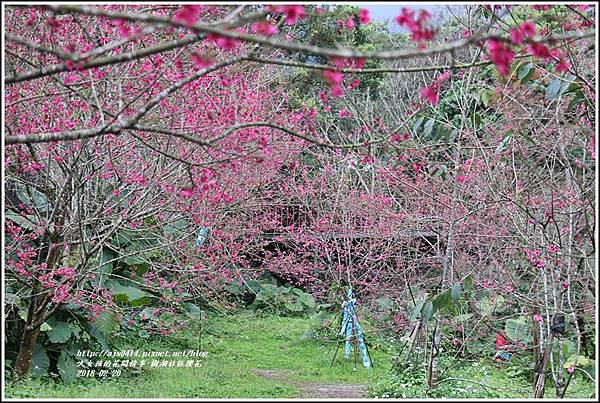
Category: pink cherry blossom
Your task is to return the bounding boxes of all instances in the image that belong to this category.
[173,5,202,26]
[358,8,371,25]
[488,38,515,76]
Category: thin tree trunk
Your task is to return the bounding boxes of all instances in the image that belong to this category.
[533,331,555,398]
[13,325,42,378]
[427,147,459,389]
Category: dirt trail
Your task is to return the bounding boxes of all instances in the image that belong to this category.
[252,369,366,398]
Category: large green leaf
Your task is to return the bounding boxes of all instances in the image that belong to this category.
[452,313,473,323]
[375,296,392,311]
[163,218,189,234]
[284,299,304,313]
[423,118,435,138]
[57,352,77,383]
[565,354,591,367]
[85,323,110,350]
[451,283,462,302]
[412,116,424,132]
[432,289,453,313]
[99,247,116,273]
[517,62,534,83]
[409,302,424,322]
[298,291,316,308]
[93,311,120,335]
[422,301,433,323]
[15,185,48,211]
[107,279,148,304]
[112,285,147,304]
[546,78,562,100]
[31,343,49,377]
[463,274,473,293]
[505,318,532,343]
[476,295,505,316]
[46,319,72,343]
[5,210,38,230]
[185,302,203,319]
[495,133,512,154]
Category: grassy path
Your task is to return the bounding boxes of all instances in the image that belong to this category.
[6,311,391,398]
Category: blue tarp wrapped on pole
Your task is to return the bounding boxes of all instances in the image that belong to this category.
[339,288,371,368]
[196,227,209,247]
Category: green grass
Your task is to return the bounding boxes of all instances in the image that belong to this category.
[5,310,391,398]
[5,311,596,399]
[368,352,597,399]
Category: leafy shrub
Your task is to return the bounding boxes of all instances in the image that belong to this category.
[369,358,504,398]
[248,284,317,316]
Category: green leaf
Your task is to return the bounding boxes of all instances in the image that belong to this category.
[57,352,77,383]
[505,318,532,343]
[284,299,304,312]
[559,74,577,96]
[546,78,562,100]
[121,252,147,266]
[409,302,424,322]
[244,279,261,293]
[94,311,120,335]
[184,302,203,319]
[432,165,447,178]
[447,129,457,144]
[412,116,424,132]
[108,280,148,304]
[563,339,575,357]
[375,296,393,311]
[31,343,49,377]
[517,62,534,82]
[495,133,512,154]
[453,313,473,323]
[451,283,462,302]
[163,218,189,235]
[46,320,72,343]
[422,301,433,323]
[464,274,473,293]
[476,295,505,316]
[138,329,150,339]
[85,323,110,350]
[480,90,490,108]
[69,322,81,339]
[472,113,482,128]
[99,247,115,273]
[298,292,316,308]
[5,210,38,230]
[432,289,453,313]
[423,119,435,138]
[565,354,591,368]
[40,322,52,332]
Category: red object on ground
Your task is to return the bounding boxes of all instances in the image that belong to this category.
[495,332,508,349]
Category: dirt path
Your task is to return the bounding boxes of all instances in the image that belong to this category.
[252,369,366,398]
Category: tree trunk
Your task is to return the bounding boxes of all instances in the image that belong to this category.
[427,319,442,388]
[13,324,42,379]
[533,330,554,397]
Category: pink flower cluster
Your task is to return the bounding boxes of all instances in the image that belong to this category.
[206,32,237,51]
[510,21,536,45]
[173,5,202,26]
[420,70,452,106]
[323,70,344,97]
[523,248,546,270]
[395,8,435,42]
[251,21,279,37]
[487,39,515,76]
